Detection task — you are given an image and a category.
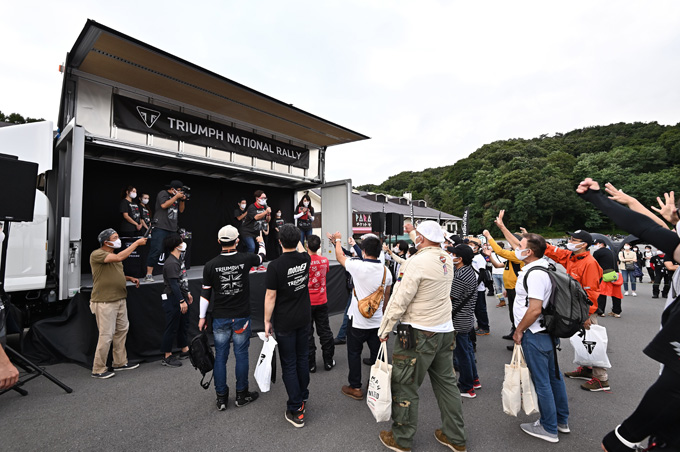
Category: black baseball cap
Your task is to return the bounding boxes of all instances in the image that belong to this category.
[567,230,593,244]
[593,238,606,245]
[167,180,184,189]
[452,244,474,265]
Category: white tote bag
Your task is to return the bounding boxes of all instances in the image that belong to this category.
[254,332,277,393]
[367,341,392,422]
[570,324,612,368]
[502,344,522,416]
[518,346,540,416]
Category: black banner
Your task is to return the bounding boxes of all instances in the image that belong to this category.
[112,94,310,169]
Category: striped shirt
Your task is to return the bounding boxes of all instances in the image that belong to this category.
[450,264,477,333]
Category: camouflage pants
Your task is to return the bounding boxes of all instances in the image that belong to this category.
[391,329,467,448]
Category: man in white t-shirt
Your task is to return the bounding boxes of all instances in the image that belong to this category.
[513,233,569,444]
[468,238,491,336]
[331,232,392,401]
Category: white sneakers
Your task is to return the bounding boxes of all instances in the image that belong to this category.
[632,292,637,297]
[624,291,629,296]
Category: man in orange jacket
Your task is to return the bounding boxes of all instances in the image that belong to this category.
[494,211,609,392]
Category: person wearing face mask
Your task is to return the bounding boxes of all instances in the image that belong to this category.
[89,228,147,379]
[241,190,271,255]
[160,234,192,368]
[271,209,285,258]
[618,243,638,297]
[449,244,481,399]
[140,193,152,232]
[494,211,608,392]
[468,237,492,337]
[632,246,644,283]
[119,185,144,237]
[643,245,655,283]
[144,180,187,282]
[592,239,623,318]
[294,194,315,247]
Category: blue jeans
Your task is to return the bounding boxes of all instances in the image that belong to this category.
[621,269,637,291]
[213,317,251,395]
[276,325,310,412]
[492,274,505,301]
[243,235,256,254]
[300,228,313,246]
[521,331,569,434]
[474,291,490,331]
[335,292,353,341]
[454,331,478,392]
[146,228,171,268]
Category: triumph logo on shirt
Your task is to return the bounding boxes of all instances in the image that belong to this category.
[113,94,310,169]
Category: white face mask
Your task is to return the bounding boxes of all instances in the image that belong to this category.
[177,242,187,252]
[452,257,461,265]
[129,192,137,199]
[240,203,246,209]
[303,201,309,207]
[259,198,267,206]
[108,239,122,249]
[624,245,631,250]
[515,248,529,261]
[141,198,149,205]
[566,242,584,252]
[414,235,423,250]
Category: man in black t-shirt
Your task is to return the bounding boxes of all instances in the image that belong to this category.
[199,225,265,410]
[264,223,311,428]
[233,197,248,252]
[144,180,186,282]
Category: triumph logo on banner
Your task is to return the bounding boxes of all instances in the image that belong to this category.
[113,94,310,169]
[462,207,469,236]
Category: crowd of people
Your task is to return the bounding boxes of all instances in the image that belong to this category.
[2,177,678,452]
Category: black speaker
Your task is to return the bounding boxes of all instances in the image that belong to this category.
[0,156,38,222]
[371,212,385,233]
[385,213,404,236]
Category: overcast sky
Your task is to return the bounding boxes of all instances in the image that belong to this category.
[2,1,679,186]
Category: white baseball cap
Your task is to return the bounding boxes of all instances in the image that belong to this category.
[218,225,239,242]
[416,220,446,243]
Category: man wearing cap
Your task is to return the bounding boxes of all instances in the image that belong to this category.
[144,180,187,282]
[495,211,608,391]
[90,229,147,379]
[377,221,467,452]
[468,237,492,336]
[199,225,266,410]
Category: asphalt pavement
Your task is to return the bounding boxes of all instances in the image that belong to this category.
[1,279,666,452]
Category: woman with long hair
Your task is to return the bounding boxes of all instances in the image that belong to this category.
[119,186,144,237]
[294,193,315,246]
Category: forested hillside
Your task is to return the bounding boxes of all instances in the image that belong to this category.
[357,122,680,235]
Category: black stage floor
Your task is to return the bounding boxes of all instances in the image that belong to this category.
[23,263,350,368]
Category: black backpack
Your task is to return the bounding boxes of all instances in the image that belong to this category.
[473,266,493,287]
[523,265,592,338]
[188,331,215,389]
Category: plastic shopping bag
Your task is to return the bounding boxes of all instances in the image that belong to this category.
[367,341,392,422]
[518,346,540,415]
[502,344,522,416]
[254,332,277,392]
[570,325,611,368]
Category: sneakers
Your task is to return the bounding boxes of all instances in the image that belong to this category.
[161,355,182,368]
[598,313,606,317]
[309,362,317,373]
[558,423,570,434]
[474,328,490,336]
[341,385,364,400]
[473,379,482,390]
[632,292,637,297]
[334,337,347,345]
[434,429,467,451]
[216,392,227,411]
[564,366,593,380]
[502,332,514,341]
[112,363,139,371]
[143,274,154,283]
[285,407,305,428]
[608,312,621,318]
[520,420,559,443]
[363,357,374,366]
[91,371,115,379]
[496,301,506,308]
[324,359,336,371]
[379,430,411,452]
[581,378,611,392]
[460,388,476,399]
[624,291,629,296]
[235,389,259,407]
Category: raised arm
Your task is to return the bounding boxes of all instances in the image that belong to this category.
[494,210,521,249]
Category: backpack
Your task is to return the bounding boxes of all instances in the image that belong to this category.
[472,266,493,287]
[188,331,215,389]
[354,267,387,319]
[523,265,592,338]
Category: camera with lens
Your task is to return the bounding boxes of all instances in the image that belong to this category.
[180,185,191,200]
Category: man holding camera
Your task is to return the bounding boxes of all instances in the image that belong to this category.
[144,180,186,282]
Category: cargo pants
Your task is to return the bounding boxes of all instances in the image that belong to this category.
[391,329,467,449]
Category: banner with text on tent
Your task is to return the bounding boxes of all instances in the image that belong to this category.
[112,94,310,169]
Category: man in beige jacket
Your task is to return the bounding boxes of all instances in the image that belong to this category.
[377,221,467,452]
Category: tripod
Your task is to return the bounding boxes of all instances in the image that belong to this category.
[0,221,73,396]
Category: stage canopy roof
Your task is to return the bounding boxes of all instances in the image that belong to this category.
[67,20,369,150]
